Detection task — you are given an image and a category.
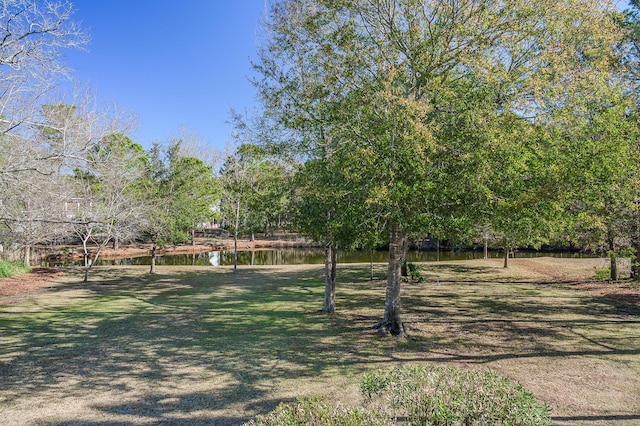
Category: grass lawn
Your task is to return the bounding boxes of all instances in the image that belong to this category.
[0,258,638,425]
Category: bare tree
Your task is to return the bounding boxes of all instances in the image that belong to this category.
[0,0,92,219]
[0,90,138,268]
[70,135,147,282]
[219,143,260,274]
[0,157,69,265]
[0,0,88,134]
[169,125,221,169]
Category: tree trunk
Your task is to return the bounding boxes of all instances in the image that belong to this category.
[377,223,408,337]
[192,228,196,246]
[150,244,157,274]
[633,245,640,281]
[233,198,240,274]
[82,236,90,283]
[233,231,238,273]
[370,249,374,281]
[608,229,618,281]
[483,237,488,260]
[631,214,640,280]
[322,243,337,313]
[503,246,509,268]
[23,245,30,267]
[82,236,108,283]
[610,251,618,281]
[112,236,119,251]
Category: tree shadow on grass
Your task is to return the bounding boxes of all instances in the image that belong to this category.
[1,264,639,425]
[74,392,295,426]
[394,274,640,374]
[428,264,502,275]
[551,414,640,424]
[0,266,386,425]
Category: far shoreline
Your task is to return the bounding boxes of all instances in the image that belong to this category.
[44,235,318,262]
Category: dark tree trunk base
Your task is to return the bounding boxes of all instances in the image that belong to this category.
[373,318,407,337]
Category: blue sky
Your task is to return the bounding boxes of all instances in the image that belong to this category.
[66,0,267,150]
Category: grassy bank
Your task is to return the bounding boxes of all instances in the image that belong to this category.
[0,258,638,425]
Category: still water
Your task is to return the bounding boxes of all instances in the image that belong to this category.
[42,248,597,268]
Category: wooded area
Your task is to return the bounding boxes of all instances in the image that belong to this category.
[1,0,640,334]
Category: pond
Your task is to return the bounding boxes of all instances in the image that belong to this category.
[41,248,598,268]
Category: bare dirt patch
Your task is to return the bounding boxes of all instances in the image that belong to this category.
[0,268,64,299]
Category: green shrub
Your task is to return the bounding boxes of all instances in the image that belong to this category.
[246,366,549,426]
[402,262,425,283]
[361,365,550,426]
[245,397,385,426]
[407,263,425,283]
[0,260,31,278]
[594,267,610,281]
[360,370,391,400]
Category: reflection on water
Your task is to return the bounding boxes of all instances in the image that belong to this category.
[41,248,598,268]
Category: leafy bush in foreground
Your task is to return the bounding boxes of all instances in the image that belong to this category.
[245,396,386,426]
[594,266,611,281]
[0,260,31,278]
[246,365,550,425]
[361,365,550,425]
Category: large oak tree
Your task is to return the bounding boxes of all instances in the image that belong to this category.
[255,0,625,336]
